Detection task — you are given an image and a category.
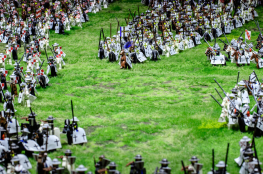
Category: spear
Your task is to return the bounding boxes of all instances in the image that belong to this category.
[181,160,187,174]
[212,149,215,174]
[223,143,230,174]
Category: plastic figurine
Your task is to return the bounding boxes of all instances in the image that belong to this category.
[126,155,146,174]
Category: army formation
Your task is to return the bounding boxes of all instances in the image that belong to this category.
[211,71,263,137]
[0,0,260,173]
[205,22,263,68]
[0,0,113,173]
[97,0,259,69]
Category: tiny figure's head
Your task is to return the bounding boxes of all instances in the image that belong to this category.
[134,154,142,161]
[189,156,199,165]
[160,158,170,167]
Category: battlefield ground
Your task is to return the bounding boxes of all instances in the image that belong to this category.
[1,0,263,173]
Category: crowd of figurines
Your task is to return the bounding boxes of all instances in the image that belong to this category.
[205,22,263,68]
[97,0,259,69]
[0,99,87,174]
[211,71,263,136]
[1,0,113,36]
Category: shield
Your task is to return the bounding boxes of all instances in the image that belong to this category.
[257,119,263,131]
[101,158,111,168]
[67,156,76,165]
[248,162,255,173]
[126,56,132,68]
[28,94,37,103]
[72,128,87,145]
[135,161,144,170]
[170,47,177,55]
[7,118,21,134]
[17,154,32,170]
[163,167,171,174]
[258,59,263,69]
[55,26,59,33]
[178,42,184,50]
[22,140,40,152]
[194,163,203,172]
[216,28,222,37]
[241,91,250,104]
[42,135,62,151]
[0,139,9,150]
[137,52,147,62]
[211,55,225,65]
[244,118,252,126]
[237,55,247,64]
[239,140,247,149]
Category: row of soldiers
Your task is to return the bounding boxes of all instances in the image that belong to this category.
[205,25,263,68]
[10,140,259,174]
[0,100,87,174]
[211,71,263,137]
[2,0,113,36]
[98,0,258,69]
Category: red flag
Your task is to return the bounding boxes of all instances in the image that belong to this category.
[41,69,44,72]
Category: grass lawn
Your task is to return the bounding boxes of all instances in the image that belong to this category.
[1,0,263,173]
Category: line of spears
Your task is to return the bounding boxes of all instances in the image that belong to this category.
[98,0,259,69]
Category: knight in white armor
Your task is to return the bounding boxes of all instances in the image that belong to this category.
[235,136,252,167]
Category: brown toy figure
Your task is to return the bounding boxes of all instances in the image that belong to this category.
[10,74,18,97]
[120,49,131,69]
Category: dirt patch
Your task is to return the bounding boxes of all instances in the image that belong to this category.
[120,145,128,149]
[85,125,103,134]
[65,94,77,97]
[191,85,208,88]
[97,83,115,90]
[163,81,172,84]
[142,122,151,125]
[117,93,125,96]
[251,28,258,31]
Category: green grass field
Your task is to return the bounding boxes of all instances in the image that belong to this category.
[1,1,263,173]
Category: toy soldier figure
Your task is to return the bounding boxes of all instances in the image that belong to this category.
[21,109,40,139]
[151,45,160,61]
[106,162,121,174]
[239,148,254,174]
[47,56,57,77]
[207,161,229,174]
[237,81,250,104]
[45,116,60,138]
[57,149,76,173]
[159,159,171,174]
[95,155,110,174]
[0,70,7,90]
[10,74,18,97]
[75,165,88,174]
[235,136,251,166]
[37,151,53,174]
[126,155,146,174]
[181,156,203,174]
[62,119,73,145]
[51,158,64,174]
